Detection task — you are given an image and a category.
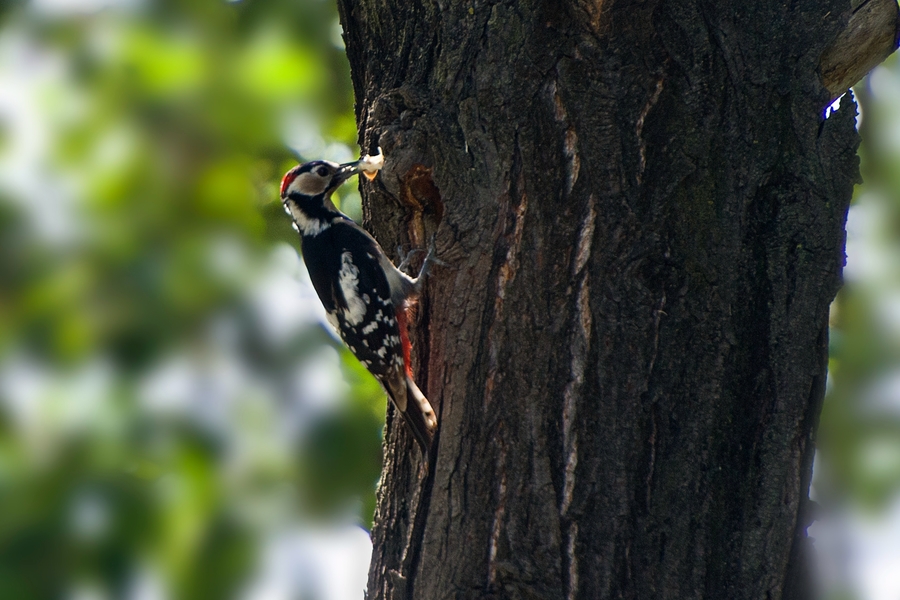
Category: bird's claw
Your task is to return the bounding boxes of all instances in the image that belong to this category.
[397,246,424,272]
[417,234,447,278]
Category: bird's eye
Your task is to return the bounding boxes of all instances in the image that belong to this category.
[316,166,329,177]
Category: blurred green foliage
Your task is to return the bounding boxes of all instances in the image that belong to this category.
[0,0,383,597]
[819,53,900,514]
[812,55,900,600]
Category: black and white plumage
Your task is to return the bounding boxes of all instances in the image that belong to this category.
[280,158,437,455]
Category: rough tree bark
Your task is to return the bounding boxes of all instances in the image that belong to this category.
[335,1,897,598]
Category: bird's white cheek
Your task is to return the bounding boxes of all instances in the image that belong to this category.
[288,172,329,196]
[286,201,329,236]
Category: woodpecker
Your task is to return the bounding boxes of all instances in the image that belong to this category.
[280,157,437,456]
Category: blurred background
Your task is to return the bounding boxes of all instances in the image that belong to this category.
[0,0,898,598]
[0,0,381,598]
[813,56,900,599]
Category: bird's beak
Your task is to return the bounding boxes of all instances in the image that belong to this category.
[336,160,362,183]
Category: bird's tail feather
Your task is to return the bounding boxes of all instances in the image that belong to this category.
[385,374,436,457]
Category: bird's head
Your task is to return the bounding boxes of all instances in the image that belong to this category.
[280,159,363,200]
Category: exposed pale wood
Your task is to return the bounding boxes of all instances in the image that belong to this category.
[821,0,900,100]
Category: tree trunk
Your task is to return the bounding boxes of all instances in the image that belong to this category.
[334,1,886,598]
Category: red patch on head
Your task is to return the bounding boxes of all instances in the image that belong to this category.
[280,167,301,197]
